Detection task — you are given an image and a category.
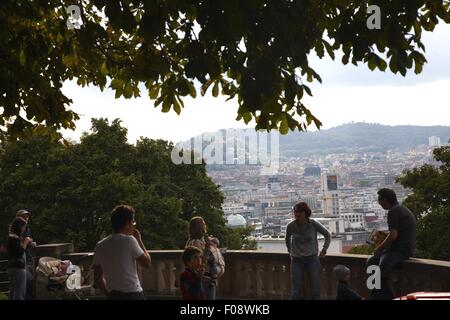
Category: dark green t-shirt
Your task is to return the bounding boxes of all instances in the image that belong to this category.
[387,204,416,257]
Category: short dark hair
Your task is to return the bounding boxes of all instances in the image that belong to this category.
[111,205,135,233]
[293,202,312,218]
[10,217,27,236]
[182,246,202,265]
[378,188,398,205]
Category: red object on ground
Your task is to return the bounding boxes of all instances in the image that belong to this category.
[397,292,450,300]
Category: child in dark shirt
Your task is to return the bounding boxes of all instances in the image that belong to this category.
[180,246,205,300]
[333,265,364,300]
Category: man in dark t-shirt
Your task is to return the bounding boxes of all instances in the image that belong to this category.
[367,189,416,300]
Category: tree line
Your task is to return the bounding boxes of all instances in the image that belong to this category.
[0,118,255,252]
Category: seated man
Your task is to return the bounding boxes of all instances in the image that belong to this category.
[367,188,416,300]
[93,205,151,300]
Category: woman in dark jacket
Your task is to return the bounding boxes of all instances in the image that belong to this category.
[7,217,32,300]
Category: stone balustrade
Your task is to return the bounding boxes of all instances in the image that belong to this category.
[33,245,448,300]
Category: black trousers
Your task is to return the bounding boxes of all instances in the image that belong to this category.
[367,250,408,300]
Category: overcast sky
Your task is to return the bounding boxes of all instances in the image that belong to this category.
[61,23,450,144]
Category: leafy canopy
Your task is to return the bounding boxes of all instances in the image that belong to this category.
[398,144,450,261]
[1,0,450,138]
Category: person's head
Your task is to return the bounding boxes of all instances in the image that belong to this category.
[111,205,136,235]
[16,209,31,222]
[333,265,351,282]
[182,246,203,270]
[189,216,207,240]
[10,217,27,236]
[293,202,312,222]
[377,188,398,210]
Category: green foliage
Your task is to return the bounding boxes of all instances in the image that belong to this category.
[0,292,8,300]
[224,227,257,250]
[397,144,450,261]
[2,1,450,139]
[0,118,249,251]
[348,244,374,255]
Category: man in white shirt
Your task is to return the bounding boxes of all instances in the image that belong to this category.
[93,205,151,300]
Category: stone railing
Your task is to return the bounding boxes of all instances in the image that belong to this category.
[34,244,450,299]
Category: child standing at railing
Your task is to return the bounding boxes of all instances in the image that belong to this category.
[180,246,205,300]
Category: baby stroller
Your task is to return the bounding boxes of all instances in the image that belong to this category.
[36,255,95,300]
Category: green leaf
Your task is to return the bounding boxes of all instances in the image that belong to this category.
[173,96,182,115]
[188,82,197,98]
[162,97,171,113]
[123,83,133,99]
[201,80,212,96]
[19,50,26,66]
[149,86,159,99]
[100,61,108,76]
[279,119,289,135]
[212,82,219,97]
[302,85,313,97]
[242,112,252,124]
[110,78,124,90]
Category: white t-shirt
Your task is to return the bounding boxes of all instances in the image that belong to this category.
[93,233,144,293]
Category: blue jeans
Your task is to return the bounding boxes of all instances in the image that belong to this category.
[8,268,27,300]
[291,255,321,300]
[367,250,408,300]
[202,278,217,300]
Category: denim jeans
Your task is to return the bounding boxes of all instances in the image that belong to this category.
[202,278,217,300]
[291,255,321,300]
[367,250,408,300]
[8,268,27,300]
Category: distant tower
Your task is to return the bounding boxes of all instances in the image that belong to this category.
[321,170,340,216]
[429,136,441,148]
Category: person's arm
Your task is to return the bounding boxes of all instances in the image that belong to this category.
[374,210,399,255]
[20,237,32,250]
[285,224,292,253]
[93,264,108,296]
[313,220,331,257]
[132,230,151,269]
[374,230,398,255]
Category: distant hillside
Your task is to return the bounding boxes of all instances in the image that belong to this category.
[184,123,450,158]
[280,123,450,156]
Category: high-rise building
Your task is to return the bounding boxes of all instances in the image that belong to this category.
[429,136,442,147]
[304,166,321,177]
[321,171,340,216]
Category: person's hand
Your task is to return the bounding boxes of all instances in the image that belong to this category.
[196,267,205,277]
[319,249,327,258]
[24,237,33,245]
